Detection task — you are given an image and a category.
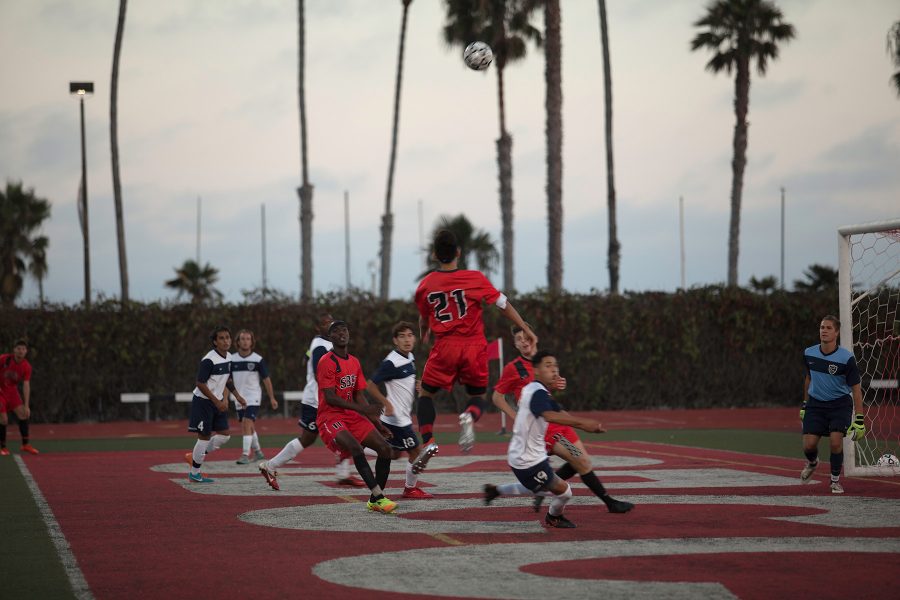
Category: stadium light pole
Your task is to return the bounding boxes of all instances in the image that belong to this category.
[70,81,94,308]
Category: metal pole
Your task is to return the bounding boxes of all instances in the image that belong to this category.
[261,203,267,291]
[196,196,201,265]
[679,196,685,290]
[344,190,350,288]
[79,96,91,307]
[780,187,785,290]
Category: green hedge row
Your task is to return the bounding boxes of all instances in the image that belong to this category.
[1,288,835,422]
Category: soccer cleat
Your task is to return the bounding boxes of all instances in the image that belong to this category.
[253,449,266,461]
[366,497,398,514]
[0,448,10,456]
[545,513,576,529]
[411,442,439,474]
[21,444,39,455]
[458,412,475,453]
[188,472,215,483]
[484,484,500,505]
[830,481,844,494]
[532,495,545,512]
[402,486,434,499]
[258,461,280,491]
[235,454,250,465]
[800,460,818,483]
[337,475,367,487]
[607,499,635,514]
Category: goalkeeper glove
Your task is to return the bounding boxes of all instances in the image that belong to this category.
[799,402,806,422]
[847,414,866,440]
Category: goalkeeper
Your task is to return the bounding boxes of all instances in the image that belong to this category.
[799,315,864,494]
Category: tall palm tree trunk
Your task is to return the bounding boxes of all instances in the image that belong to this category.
[297,0,314,300]
[545,0,563,292]
[380,0,412,300]
[110,0,129,302]
[496,61,514,293]
[598,0,619,295]
[728,56,750,287]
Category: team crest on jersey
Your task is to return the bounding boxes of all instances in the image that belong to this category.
[339,374,357,390]
[828,364,838,375]
[248,364,255,371]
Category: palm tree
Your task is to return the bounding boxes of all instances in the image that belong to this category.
[297,0,314,301]
[0,182,51,307]
[442,0,542,294]
[110,0,129,302]
[165,259,223,304]
[379,0,414,301]
[420,214,499,278]
[597,0,620,294]
[544,0,563,292]
[889,20,900,97]
[28,237,49,307]
[748,274,777,294]
[691,0,795,287]
[794,264,838,293]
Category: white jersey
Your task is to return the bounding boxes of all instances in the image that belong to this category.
[372,350,416,427]
[508,381,561,470]
[191,349,233,400]
[230,351,269,406]
[302,335,333,407]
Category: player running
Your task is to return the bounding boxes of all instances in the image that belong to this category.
[364,321,435,499]
[413,228,537,468]
[0,340,38,456]
[228,329,278,464]
[492,326,633,514]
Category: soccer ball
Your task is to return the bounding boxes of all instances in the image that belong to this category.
[464,41,493,71]
[876,453,899,467]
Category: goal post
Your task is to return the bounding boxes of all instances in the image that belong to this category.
[838,218,900,476]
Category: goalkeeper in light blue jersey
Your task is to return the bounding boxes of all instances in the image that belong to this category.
[799,315,864,494]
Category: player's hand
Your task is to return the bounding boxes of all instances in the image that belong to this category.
[376,422,393,439]
[552,376,567,391]
[381,400,395,417]
[583,419,606,434]
[22,405,31,419]
[847,414,866,440]
[415,379,423,395]
[270,397,279,410]
[238,396,248,408]
[799,402,806,422]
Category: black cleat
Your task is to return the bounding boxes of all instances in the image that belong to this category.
[545,513,576,529]
[532,495,545,513]
[607,499,634,514]
[484,484,500,505]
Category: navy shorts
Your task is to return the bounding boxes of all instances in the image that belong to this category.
[803,397,852,436]
[381,422,420,451]
[188,395,230,434]
[511,459,556,492]
[237,405,260,422]
[297,404,318,432]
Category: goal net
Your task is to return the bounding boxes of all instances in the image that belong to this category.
[839,218,900,476]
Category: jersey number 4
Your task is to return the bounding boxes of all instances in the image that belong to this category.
[428,289,468,322]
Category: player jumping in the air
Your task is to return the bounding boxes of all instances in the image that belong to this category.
[492,325,633,514]
[413,229,536,469]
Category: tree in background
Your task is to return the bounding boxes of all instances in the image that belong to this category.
[794,264,838,293]
[420,214,499,279]
[888,20,900,97]
[748,274,777,294]
[442,0,542,294]
[0,181,51,307]
[544,0,563,292]
[297,0,314,301]
[110,0,130,302]
[691,0,795,287]
[597,0,620,294]
[379,0,414,301]
[165,260,223,305]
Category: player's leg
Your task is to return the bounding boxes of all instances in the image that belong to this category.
[417,341,455,446]
[361,427,394,500]
[551,434,633,513]
[457,343,491,453]
[205,407,232,456]
[384,423,433,498]
[186,397,216,482]
[801,405,825,483]
[826,405,852,494]
[237,409,253,463]
[543,475,576,528]
[0,398,8,455]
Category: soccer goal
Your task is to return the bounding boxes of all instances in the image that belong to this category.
[838,218,900,476]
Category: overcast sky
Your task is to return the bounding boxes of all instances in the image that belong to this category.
[2,0,898,305]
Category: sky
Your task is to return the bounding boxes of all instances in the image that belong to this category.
[1,0,898,305]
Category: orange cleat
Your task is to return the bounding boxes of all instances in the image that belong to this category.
[337,475,367,488]
[21,444,39,455]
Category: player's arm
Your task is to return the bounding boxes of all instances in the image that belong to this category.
[226,377,247,408]
[800,373,810,420]
[322,387,381,417]
[496,299,537,347]
[543,410,606,434]
[196,381,225,411]
[418,314,431,345]
[262,377,278,410]
[21,380,31,419]
[491,390,517,421]
[365,380,394,416]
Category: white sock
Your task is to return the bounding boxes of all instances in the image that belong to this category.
[269,438,303,470]
[191,439,210,474]
[251,432,260,451]
[548,483,573,517]
[363,447,378,458]
[206,434,230,454]
[242,435,252,455]
[336,457,352,479]
[405,461,417,488]
[497,482,533,496]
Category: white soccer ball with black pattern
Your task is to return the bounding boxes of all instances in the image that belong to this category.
[876,453,899,467]
[464,41,493,71]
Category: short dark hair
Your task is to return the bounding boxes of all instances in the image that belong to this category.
[531,350,555,367]
[209,326,231,345]
[13,339,28,348]
[822,314,841,331]
[511,322,533,336]
[433,229,458,264]
[392,321,415,338]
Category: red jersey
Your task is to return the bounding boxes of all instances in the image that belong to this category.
[495,355,534,399]
[0,354,31,400]
[415,269,503,340]
[315,351,367,422]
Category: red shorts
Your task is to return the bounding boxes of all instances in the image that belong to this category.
[422,337,488,391]
[545,423,580,454]
[317,411,376,455]
[0,389,22,414]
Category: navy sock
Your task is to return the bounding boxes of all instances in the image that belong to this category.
[555,463,577,480]
[830,452,843,478]
[417,396,436,444]
[804,449,818,464]
[0,423,6,447]
[580,471,613,504]
[375,456,391,492]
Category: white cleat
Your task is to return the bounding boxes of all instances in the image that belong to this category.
[800,460,818,483]
[830,481,844,494]
[411,442,439,474]
[458,412,475,454]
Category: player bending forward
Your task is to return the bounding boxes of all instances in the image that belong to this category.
[413,228,537,469]
[485,351,618,528]
[365,321,435,499]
